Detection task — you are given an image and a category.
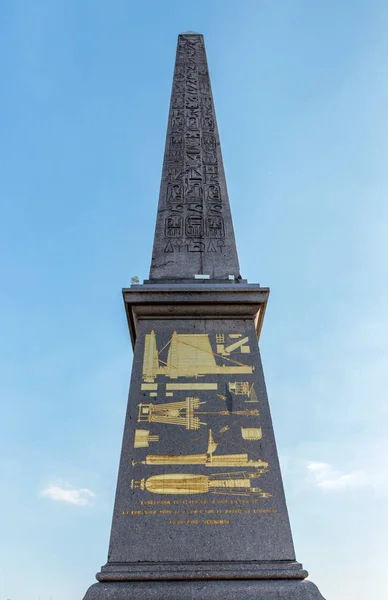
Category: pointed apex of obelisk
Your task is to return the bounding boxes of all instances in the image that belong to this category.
[149,33,241,282]
[180,30,202,35]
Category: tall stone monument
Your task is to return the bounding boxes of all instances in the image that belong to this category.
[83,33,326,600]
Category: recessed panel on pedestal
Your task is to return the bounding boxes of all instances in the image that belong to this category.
[108,318,295,563]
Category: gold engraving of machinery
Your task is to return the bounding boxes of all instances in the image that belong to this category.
[142,331,252,381]
[131,331,271,498]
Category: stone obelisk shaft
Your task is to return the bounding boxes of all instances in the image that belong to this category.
[150,33,240,281]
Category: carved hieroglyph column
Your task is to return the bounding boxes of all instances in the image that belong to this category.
[82,33,326,600]
[149,33,240,282]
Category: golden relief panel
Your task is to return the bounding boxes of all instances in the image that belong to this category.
[142,330,253,382]
[130,327,271,503]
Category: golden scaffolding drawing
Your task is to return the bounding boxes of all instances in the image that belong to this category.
[137,397,205,430]
[138,398,259,430]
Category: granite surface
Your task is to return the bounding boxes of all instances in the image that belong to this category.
[84,579,326,600]
[149,33,241,281]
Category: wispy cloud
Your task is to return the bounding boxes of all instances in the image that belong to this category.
[307,461,372,492]
[40,485,95,505]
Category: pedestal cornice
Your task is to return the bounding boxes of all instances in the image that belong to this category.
[123,282,269,348]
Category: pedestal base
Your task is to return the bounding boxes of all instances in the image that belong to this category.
[96,560,308,581]
[84,579,326,600]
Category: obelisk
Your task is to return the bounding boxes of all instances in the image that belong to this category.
[83,33,326,600]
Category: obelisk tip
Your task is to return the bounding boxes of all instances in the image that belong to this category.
[179,30,202,35]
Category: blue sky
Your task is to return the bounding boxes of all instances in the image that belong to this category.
[1,0,388,598]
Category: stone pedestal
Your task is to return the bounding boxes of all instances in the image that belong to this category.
[82,285,326,600]
[84,579,325,600]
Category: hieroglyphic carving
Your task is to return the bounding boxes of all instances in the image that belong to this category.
[198,63,208,77]
[186,111,200,130]
[172,95,184,109]
[202,134,216,152]
[186,94,199,109]
[186,131,201,147]
[167,183,183,203]
[186,76,198,94]
[185,182,202,202]
[174,64,185,80]
[199,77,211,95]
[167,167,184,183]
[165,216,183,238]
[205,184,221,202]
[163,34,226,254]
[201,96,213,115]
[186,59,197,76]
[206,216,225,238]
[171,134,183,149]
[171,109,184,132]
[186,240,204,252]
[186,216,204,237]
[173,80,185,95]
[174,239,184,252]
[203,150,217,165]
[202,116,215,131]
[168,147,183,163]
[204,165,219,183]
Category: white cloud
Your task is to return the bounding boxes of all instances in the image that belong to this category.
[40,485,95,506]
[307,461,369,492]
